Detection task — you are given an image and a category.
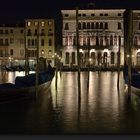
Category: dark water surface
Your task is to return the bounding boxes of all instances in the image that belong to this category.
[0,71,140,134]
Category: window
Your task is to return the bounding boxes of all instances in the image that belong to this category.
[0,39,3,45]
[83,22,86,29]
[91,22,94,29]
[100,22,103,29]
[27,29,31,36]
[41,50,45,55]
[41,22,45,26]
[49,39,52,46]
[95,22,99,29]
[10,29,13,33]
[78,14,81,17]
[41,39,45,46]
[87,22,90,29]
[64,23,69,30]
[100,13,103,16]
[31,39,34,46]
[28,39,31,46]
[34,29,37,35]
[104,13,108,16]
[65,14,69,17]
[5,30,8,34]
[65,52,69,64]
[91,13,95,16]
[5,39,8,45]
[27,22,31,26]
[48,50,52,56]
[119,36,121,46]
[118,13,122,16]
[0,30,3,34]
[105,22,108,29]
[110,35,113,46]
[78,23,82,29]
[35,22,38,26]
[118,22,122,29]
[72,52,75,64]
[111,52,115,64]
[10,49,13,55]
[82,14,86,17]
[48,21,52,26]
[41,29,45,36]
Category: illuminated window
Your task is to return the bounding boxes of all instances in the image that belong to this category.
[41,50,45,55]
[48,21,52,26]
[48,50,52,56]
[27,22,31,26]
[41,22,45,26]
[35,22,38,26]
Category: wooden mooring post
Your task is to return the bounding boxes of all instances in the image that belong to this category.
[124,9,133,101]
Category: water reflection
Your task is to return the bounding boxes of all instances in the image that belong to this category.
[0,71,140,134]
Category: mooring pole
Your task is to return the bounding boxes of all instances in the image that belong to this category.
[35,21,40,97]
[124,9,133,100]
[117,36,121,91]
[76,7,81,102]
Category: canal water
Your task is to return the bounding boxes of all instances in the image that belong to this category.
[0,71,140,134]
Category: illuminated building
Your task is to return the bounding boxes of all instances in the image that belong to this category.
[0,19,55,67]
[61,9,140,68]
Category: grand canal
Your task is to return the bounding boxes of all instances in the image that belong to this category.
[0,71,140,134]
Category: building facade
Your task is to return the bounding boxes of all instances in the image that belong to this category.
[61,9,140,68]
[0,19,55,68]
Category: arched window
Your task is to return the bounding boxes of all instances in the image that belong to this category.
[72,52,75,64]
[111,52,115,64]
[105,22,108,29]
[78,22,82,29]
[110,35,113,46]
[87,22,90,29]
[27,29,31,36]
[91,22,94,29]
[100,22,103,29]
[32,39,34,46]
[65,52,70,64]
[96,22,99,29]
[83,22,86,29]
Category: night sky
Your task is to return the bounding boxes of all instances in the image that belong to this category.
[0,0,140,23]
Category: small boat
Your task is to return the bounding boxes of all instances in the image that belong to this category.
[0,63,55,103]
[123,63,140,96]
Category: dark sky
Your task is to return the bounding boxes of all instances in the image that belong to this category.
[0,0,140,23]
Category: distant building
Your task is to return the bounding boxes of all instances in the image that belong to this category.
[25,19,55,67]
[0,24,25,67]
[0,19,55,67]
[61,9,140,68]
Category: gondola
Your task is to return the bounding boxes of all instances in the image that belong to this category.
[123,64,140,96]
[0,63,55,103]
